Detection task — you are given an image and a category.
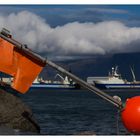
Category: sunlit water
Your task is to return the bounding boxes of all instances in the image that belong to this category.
[18,89,140,135]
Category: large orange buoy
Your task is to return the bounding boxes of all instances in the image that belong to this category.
[121,96,140,134]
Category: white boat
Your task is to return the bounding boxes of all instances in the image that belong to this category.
[87,66,140,89]
[31,74,78,89]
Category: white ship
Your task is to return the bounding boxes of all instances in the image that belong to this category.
[31,74,78,89]
[87,66,140,89]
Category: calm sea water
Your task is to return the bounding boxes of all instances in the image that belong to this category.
[19,89,140,135]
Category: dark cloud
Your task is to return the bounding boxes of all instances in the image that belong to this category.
[0,5,129,27]
[85,8,128,14]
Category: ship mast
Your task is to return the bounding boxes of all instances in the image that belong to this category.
[130,66,136,82]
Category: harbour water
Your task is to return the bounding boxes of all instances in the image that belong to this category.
[19,89,140,135]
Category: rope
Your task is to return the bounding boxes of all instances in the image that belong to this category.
[116,109,120,135]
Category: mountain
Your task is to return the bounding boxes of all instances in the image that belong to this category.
[40,52,140,81]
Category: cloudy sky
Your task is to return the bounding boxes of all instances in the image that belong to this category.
[0,5,140,60]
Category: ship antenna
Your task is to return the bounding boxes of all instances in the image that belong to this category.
[115,66,118,73]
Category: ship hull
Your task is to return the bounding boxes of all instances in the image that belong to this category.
[94,83,140,89]
[30,83,76,90]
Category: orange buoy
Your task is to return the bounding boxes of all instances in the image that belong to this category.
[121,96,140,134]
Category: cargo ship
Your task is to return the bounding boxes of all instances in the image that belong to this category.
[31,74,78,89]
[87,66,140,89]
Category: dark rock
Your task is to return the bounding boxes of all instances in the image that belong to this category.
[0,87,40,134]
